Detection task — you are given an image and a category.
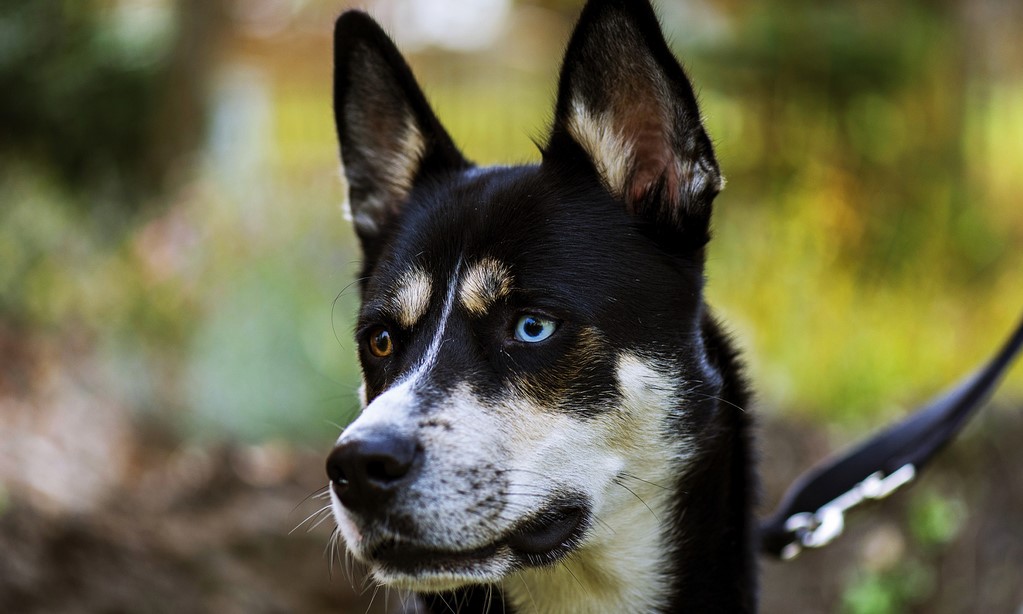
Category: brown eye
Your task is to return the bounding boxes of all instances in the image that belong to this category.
[367,327,393,358]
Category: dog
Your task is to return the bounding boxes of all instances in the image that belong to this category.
[326,0,757,611]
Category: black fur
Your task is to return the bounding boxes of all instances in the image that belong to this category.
[331,0,756,610]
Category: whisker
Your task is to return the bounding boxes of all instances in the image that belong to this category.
[307,508,335,533]
[290,504,332,535]
[613,478,658,521]
[518,576,539,614]
[618,472,669,490]
[363,584,380,614]
[587,511,614,534]
[359,573,376,596]
[436,591,455,613]
[559,558,587,592]
[686,388,749,414]
[324,526,339,580]
[344,543,357,587]
[332,276,366,351]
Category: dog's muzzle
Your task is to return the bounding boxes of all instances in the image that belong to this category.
[326,428,592,585]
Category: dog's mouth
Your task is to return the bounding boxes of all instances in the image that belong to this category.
[504,501,588,565]
[368,499,589,579]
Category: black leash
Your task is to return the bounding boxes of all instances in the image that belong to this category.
[760,312,1023,560]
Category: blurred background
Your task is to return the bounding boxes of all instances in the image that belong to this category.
[1,0,1021,612]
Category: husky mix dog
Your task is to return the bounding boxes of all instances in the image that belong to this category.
[327,0,757,611]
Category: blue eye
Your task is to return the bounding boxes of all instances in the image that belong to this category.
[514,315,557,343]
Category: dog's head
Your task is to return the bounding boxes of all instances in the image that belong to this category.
[327,0,725,593]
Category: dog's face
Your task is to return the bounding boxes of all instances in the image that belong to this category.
[328,0,724,594]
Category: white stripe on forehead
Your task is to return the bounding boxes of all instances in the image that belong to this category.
[411,260,462,380]
[386,266,432,328]
[343,261,462,440]
[459,258,513,316]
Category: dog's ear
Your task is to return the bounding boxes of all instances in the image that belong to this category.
[546,0,722,249]
[333,12,470,253]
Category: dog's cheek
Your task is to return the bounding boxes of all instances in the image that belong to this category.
[499,352,686,529]
[611,352,692,459]
[494,394,624,511]
[606,351,693,501]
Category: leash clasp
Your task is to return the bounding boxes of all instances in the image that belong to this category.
[780,463,916,560]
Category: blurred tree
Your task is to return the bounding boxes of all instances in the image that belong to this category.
[702,0,981,280]
[0,0,224,234]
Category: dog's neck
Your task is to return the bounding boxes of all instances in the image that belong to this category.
[659,313,758,612]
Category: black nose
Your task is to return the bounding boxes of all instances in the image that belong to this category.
[326,432,419,514]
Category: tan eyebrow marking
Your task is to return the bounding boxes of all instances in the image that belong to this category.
[459,258,513,316]
[387,266,433,327]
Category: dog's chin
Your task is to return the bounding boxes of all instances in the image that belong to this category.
[345,500,590,592]
[369,548,512,593]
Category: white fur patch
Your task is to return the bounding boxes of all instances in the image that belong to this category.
[409,261,461,377]
[349,116,425,238]
[565,98,723,216]
[395,117,426,192]
[387,266,433,328]
[459,258,512,315]
[566,98,634,198]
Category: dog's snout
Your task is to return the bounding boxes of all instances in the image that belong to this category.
[326,432,420,513]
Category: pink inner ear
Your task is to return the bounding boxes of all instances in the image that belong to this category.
[624,113,680,212]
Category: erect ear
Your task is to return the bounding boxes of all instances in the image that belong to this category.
[333,12,470,255]
[545,0,722,248]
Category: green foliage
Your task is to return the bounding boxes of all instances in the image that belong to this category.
[908,490,966,550]
[0,166,188,337]
[842,557,935,614]
[0,0,196,227]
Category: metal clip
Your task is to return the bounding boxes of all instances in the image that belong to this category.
[780,463,916,560]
